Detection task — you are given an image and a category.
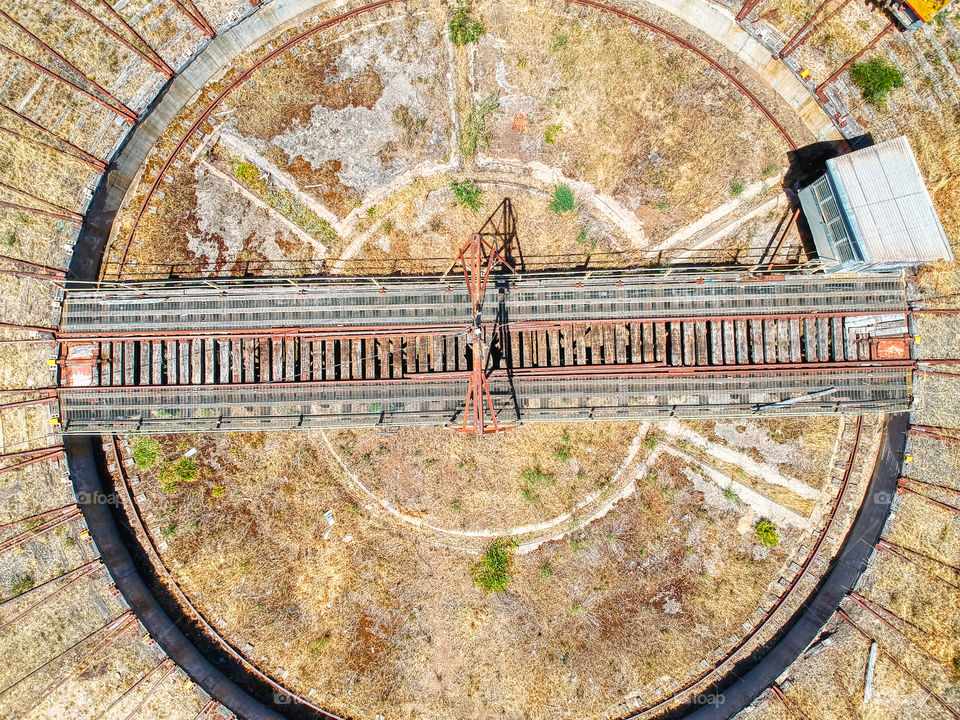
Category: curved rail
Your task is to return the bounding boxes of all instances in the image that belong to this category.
[107,0,801,279]
[565,0,799,152]
[61,1,872,719]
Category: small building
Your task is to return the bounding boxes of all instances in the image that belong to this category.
[798,136,953,272]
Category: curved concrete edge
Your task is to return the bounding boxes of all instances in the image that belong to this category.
[73,0,346,280]
[64,435,286,720]
[630,0,840,143]
[681,412,907,720]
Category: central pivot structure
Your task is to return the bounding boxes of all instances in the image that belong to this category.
[456,199,517,435]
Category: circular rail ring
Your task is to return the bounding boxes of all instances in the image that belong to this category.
[109,0,801,278]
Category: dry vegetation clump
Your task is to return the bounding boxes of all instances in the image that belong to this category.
[472,1,789,243]
[681,417,840,489]
[134,427,800,719]
[325,422,640,529]
[342,178,632,274]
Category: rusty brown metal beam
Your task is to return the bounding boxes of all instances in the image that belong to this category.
[0,10,138,122]
[66,0,173,78]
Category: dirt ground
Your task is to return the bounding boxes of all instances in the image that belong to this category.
[129,425,828,719]
[472,1,790,243]
[111,0,803,278]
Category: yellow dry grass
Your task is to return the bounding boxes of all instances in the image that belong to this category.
[134,427,800,720]
[327,422,639,529]
[475,0,789,241]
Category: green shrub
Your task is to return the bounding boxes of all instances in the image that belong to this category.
[158,457,198,493]
[161,524,177,540]
[849,58,904,106]
[544,123,562,144]
[1,231,15,246]
[234,161,262,186]
[520,468,556,487]
[174,457,198,482]
[553,432,572,461]
[643,433,660,450]
[211,484,225,499]
[539,564,553,579]
[449,4,483,46]
[756,519,780,547]
[451,180,483,212]
[730,180,745,197]
[549,184,575,214]
[471,538,517,592]
[131,437,161,469]
[723,486,740,502]
[10,576,34,596]
[460,93,499,159]
[309,636,329,655]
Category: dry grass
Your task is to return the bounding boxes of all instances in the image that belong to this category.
[682,417,841,489]
[131,427,803,719]
[327,422,639,529]
[474,1,790,243]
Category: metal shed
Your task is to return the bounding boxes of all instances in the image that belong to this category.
[798,136,953,272]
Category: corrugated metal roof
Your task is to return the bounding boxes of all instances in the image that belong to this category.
[827,136,953,264]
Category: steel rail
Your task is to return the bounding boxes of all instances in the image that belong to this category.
[94,0,174,77]
[0,101,109,171]
[0,560,102,632]
[0,610,134,698]
[54,309,905,342]
[55,358,915,393]
[65,0,173,78]
[0,43,135,124]
[566,0,797,150]
[111,0,802,277]
[837,609,960,719]
[108,435,349,719]
[0,11,137,122]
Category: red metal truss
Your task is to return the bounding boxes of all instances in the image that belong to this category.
[456,232,515,435]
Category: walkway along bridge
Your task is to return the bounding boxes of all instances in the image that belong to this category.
[52,268,914,435]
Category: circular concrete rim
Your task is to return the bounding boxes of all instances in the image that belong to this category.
[64,2,889,720]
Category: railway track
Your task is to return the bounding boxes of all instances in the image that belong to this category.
[54,272,914,433]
